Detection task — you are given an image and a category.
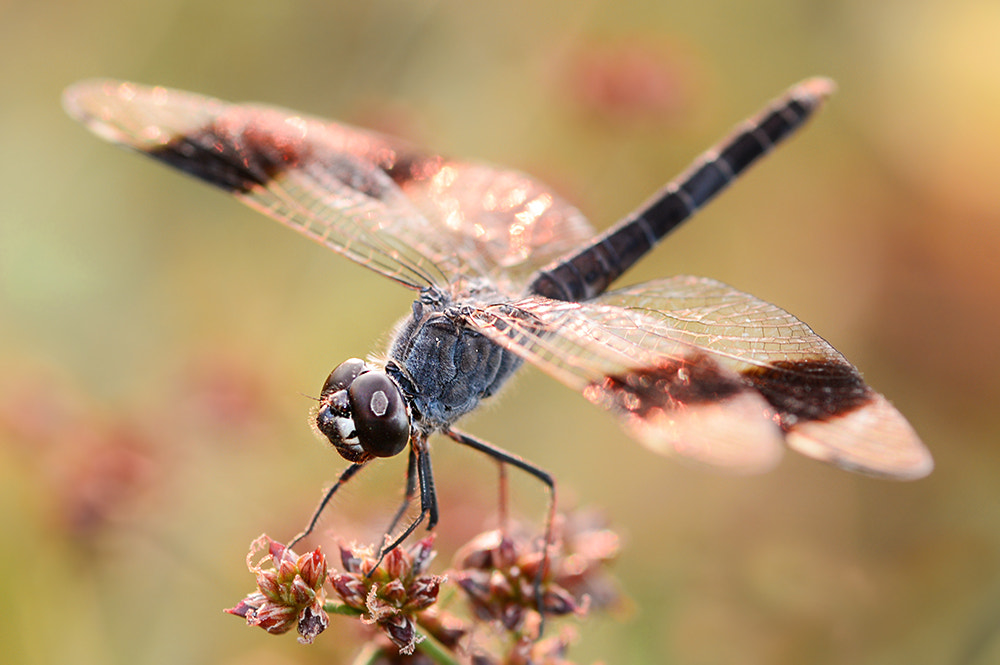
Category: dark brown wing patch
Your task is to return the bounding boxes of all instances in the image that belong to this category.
[581,354,785,474]
[743,359,873,429]
[592,357,875,433]
[381,150,446,188]
[146,127,290,194]
[148,117,400,204]
[593,354,746,416]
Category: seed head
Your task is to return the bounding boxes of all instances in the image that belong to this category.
[329,535,445,655]
[225,534,329,643]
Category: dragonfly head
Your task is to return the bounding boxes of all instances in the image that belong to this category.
[315,358,410,463]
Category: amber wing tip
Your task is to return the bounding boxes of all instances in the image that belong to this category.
[61,81,89,121]
[61,79,117,133]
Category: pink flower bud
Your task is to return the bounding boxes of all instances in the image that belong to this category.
[256,570,282,601]
[382,614,421,655]
[297,548,327,589]
[250,602,297,634]
[330,573,367,609]
[289,575,315,606]
[384,547,410,581]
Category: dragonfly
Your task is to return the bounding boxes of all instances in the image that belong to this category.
[63,77,932,558]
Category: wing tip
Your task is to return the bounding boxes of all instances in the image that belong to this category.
[786,393,933,481]
[62,78,137,144]
[63,78,118,114]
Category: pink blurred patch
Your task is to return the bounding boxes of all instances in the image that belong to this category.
[560,41,703,125]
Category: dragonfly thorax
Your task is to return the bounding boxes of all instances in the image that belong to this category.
[387,296,522,431]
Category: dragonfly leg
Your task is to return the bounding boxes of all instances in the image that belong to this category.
[497,461,510,532]
[384,445,420,536]
[444,427,557,628]
[372,434,438,571]
[287,461,366,550]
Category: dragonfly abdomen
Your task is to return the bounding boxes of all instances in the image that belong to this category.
[527,78,834,302]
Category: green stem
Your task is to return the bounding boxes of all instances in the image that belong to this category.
[323,601,363,617]
[415,630,461,665]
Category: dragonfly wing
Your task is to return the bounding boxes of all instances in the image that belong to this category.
[63,79,594,291]
[468,276,932,479]
[595,276,932,479]
[467,293,787,474]
[392,159,595,292]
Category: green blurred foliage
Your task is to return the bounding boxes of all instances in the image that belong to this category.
[2,1,999,663]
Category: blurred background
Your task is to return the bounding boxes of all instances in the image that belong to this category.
[2,1,999,663]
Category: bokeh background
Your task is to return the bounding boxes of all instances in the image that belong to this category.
[3,1,999,663]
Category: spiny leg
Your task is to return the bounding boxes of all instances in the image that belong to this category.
[287,461,366,549]
[444,427,557,623]
[372,434,438,570]
[497,461,510,532]
[384,445,420,536]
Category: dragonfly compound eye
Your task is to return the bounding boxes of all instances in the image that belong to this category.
[347,371,409,458]
[321,357,369,396]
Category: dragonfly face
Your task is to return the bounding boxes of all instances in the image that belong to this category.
[62,77,933,553]
[316,358,410,463]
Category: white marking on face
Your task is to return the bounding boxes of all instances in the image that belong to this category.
[335,416,358,444]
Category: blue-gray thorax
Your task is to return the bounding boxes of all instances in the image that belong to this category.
[386,287,522,431]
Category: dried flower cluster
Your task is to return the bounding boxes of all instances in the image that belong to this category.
[225,512,620,663]
[453,529,584,634]
[225,534,329,643]
[330,535,445,654]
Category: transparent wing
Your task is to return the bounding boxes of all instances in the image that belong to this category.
[468,275,932,479]
[63,79,594,292]
[393,159,595,292]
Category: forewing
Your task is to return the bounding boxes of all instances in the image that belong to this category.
[394,160,595,292]
[63,79,594,291]
[469,276,932,479]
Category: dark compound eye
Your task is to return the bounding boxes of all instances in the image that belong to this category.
[347,371,409,458]
[321,358,369,396]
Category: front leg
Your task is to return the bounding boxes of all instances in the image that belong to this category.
[373,432,438,569]
[384,446,420,537]
[287,461,367,549]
